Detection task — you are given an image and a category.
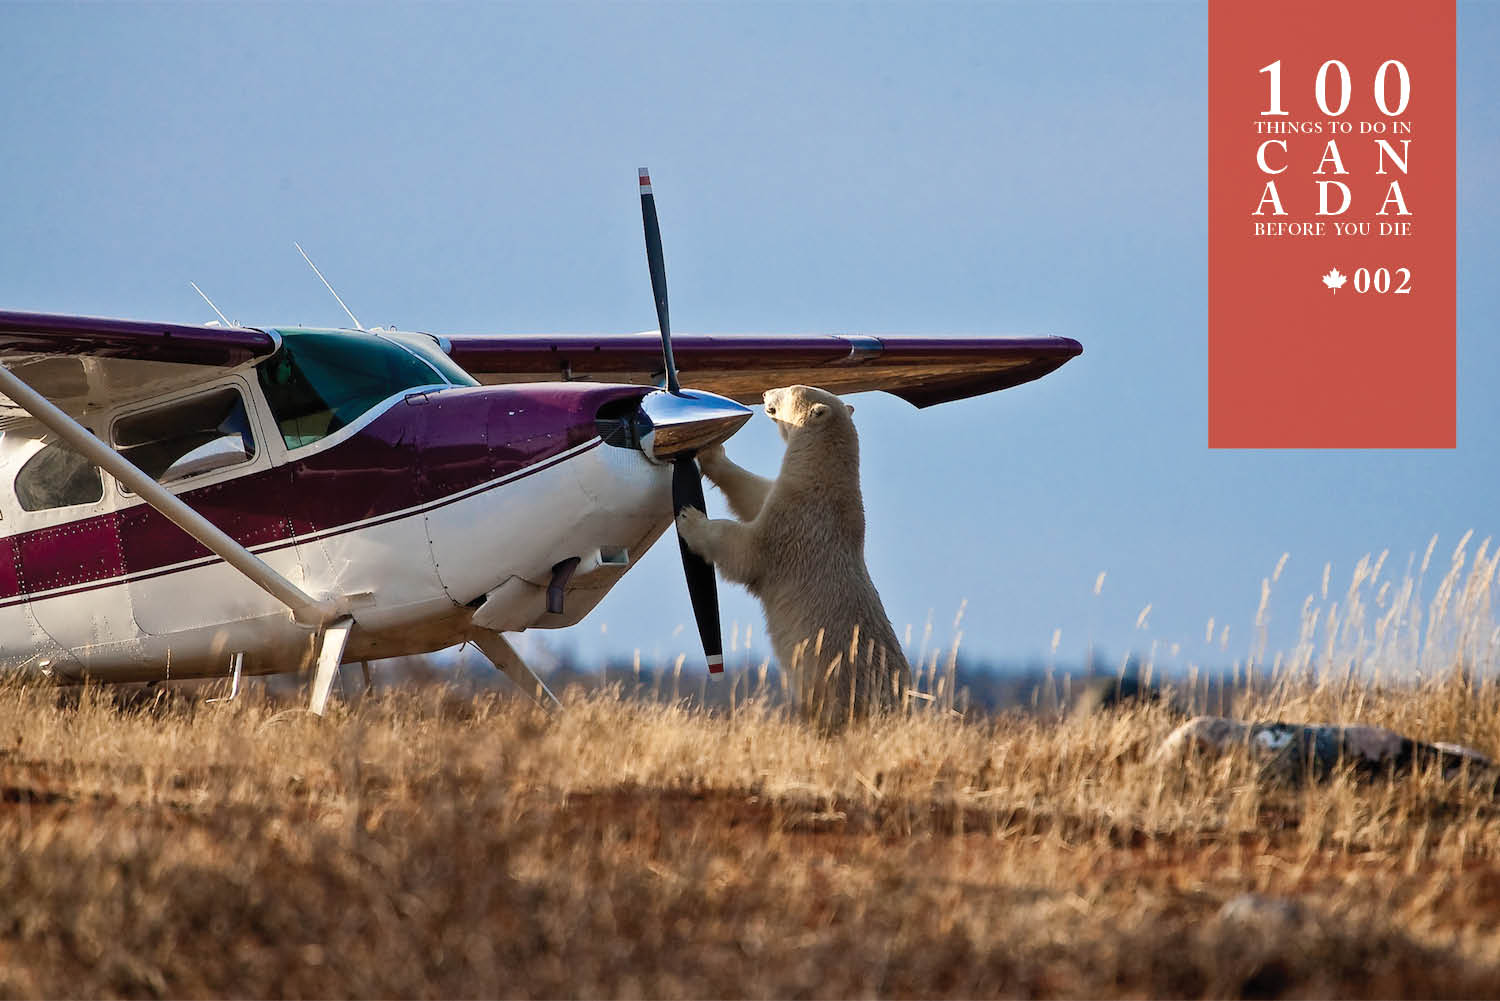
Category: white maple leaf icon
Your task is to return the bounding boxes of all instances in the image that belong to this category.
[1321,267,1348,292]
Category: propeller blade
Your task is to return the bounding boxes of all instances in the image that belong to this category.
[638,166,680,394]
[672,456,724,673]
[640,169,720,673]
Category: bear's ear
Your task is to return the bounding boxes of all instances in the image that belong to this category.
[809,403,829,420]
[845,403,855,415]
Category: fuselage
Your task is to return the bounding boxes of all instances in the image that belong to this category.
[0,327,670,683]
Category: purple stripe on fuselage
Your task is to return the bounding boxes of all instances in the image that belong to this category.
[0,442,607,614]
[0,383,648,604]
[17,518,124,595]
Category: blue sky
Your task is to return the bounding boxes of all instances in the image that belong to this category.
[2,3,1496,677]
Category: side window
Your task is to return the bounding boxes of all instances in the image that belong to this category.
[15,441,104,512]
[112,386,257,487]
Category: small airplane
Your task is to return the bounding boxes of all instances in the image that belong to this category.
[0,170,1081,713]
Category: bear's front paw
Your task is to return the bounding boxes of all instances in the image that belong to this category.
[675,507,711,554]
[696,444,727,478]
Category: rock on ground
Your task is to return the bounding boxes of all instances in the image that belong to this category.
[1152,715,1494,783]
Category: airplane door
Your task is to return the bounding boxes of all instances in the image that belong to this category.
[114,380,295,636]
[118,473,298,635]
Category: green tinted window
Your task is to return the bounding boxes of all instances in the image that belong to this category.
[257,331,447,449]
[385,333,479,387]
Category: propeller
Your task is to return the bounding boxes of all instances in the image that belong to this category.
[639,166,724,674]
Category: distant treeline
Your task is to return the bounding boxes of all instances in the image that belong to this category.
[372,644,1256,718]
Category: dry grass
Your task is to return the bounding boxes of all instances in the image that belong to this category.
[6,536,1500,998]
[0,675,1498,999]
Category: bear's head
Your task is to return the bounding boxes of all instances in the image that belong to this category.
[762,385,855,444]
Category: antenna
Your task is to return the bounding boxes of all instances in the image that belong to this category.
[294,242,364,331]
[189,281,237,328]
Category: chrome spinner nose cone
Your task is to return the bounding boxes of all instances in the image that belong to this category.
[637,389,753,463]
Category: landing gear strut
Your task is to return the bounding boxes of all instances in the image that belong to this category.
[471,631,561,711]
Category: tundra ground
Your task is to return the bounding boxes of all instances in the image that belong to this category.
[3,668,1500,999]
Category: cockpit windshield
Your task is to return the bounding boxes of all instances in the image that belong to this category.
[381,331,479,387]
[257,329,476,450]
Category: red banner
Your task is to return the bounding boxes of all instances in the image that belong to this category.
[1209,0,1455,448]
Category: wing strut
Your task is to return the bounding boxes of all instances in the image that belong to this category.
[0,364,339,627]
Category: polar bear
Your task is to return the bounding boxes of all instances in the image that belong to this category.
[675,385,909,731]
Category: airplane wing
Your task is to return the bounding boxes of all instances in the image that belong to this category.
[444,332,1082,408]
[0,309,278,424]
[0,311,1081,416]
